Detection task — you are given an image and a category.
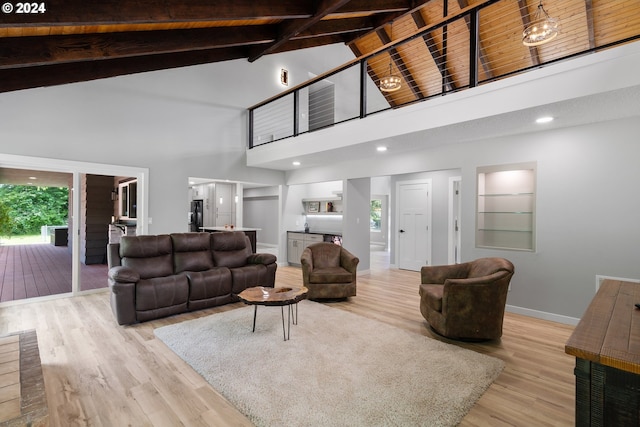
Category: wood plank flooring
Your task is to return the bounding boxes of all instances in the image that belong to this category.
[0,243,107,302]
[0,252,576,426]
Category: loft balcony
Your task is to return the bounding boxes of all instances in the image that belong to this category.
[246,0,640,171]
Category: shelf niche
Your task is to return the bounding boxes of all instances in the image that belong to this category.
[476,162,536,251]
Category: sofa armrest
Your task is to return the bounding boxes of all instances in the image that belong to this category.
[340,248,359,274]
[420,263,470,284]
[300,247,314,286]
[246,253,277,266]
[108,266,140,283]
[108,277,137,325]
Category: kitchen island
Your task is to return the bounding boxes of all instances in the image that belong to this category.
[200,227,261,253]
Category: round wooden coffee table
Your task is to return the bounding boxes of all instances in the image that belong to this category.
[237,286,308,341]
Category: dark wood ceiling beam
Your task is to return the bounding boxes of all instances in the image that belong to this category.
[273,35,349,53]
[292,17,375,39]
[457,0,494,79]
[0,26,276,69]
[346,0,432,46]
[376,27,424,100]
[333,0,412,15]
[248,0,352,62]
[411,11,457,92]
[0,47,249,94]
[0,0,315,26]
[517,0,541,66]
[585,0,596,49]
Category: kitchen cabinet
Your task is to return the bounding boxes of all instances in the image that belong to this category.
[214,183,235,227]
[287,232,323,265]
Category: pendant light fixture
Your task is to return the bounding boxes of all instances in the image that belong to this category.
[522,0,559,46]
[379,22,402,93]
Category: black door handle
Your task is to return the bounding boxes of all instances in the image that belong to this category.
[399,229,405,233]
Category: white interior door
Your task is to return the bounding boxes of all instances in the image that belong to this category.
[397,180,431,271]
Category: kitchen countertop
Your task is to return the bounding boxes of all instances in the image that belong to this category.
[288,230,342,236]
[200,227,261,232]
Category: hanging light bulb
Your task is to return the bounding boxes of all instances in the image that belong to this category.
[379,22,402,92]
[522,0,559,46]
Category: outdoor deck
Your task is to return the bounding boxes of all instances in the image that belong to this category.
[0,243,107,302]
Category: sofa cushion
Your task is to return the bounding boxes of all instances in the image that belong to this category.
[211,232,251,268]
[186,268,232,303]
[171,232,214,273]
[419,284,444,312]
[309,267,353,284]
[120,235,174,279]
[310,243,342,269]
[135,274,189,312]
[229,264,268,294]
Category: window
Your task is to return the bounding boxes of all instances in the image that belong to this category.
[370,199,382,231]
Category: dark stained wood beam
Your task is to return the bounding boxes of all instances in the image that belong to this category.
[0,0,315,26]
[0,47,249,93]
[292,17,375,39]
[517,0,541,66]
[248,0,352,62]
[334,0,412,15]
[411,10,457,92]
[273,35,348,53]
[0,26,276,69]
[376,27,425,100]
[585,0,596,49]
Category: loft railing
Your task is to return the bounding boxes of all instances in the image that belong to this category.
[248,0,640,149]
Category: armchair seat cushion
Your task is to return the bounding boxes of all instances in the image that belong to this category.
[419,284,443,312]
[309,267,354,284]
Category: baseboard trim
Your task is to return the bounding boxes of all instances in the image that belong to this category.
[506,304,580,326]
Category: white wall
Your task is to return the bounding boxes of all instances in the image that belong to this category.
[343,178,371,271]
[0,44,356,235]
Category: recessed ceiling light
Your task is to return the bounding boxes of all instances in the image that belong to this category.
[377,146,388,152]
[292,161,301,166]
[536,116,554,124]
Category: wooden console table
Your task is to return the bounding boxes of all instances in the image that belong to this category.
[565,279,640,426]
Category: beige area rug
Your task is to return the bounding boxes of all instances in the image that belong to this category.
[154,300,504,427]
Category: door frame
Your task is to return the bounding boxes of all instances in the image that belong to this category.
[448,176,462,264]
[394,178,432,271]
[0,153,148,301]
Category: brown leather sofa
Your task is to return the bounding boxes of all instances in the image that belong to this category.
[107,231,277,325]
[419,257,514,341]
[301,242,359,299]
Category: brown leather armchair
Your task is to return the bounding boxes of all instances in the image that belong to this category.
[419,257,514,341]
[301,242,359,299]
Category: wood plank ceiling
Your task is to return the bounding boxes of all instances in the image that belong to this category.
[1,0,639,95]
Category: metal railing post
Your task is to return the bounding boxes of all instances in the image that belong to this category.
[360,59,367,119]
[469,8,480,89]
[293,90,300,137]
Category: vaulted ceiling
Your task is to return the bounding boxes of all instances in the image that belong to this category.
[1,0,639,97]
[0,0,431,93]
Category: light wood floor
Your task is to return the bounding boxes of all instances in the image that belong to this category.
[0,252,576,426]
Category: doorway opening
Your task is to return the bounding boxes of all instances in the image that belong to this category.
[0,154,147,305]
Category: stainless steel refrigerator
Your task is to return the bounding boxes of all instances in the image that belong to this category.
[189,200,203,232]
